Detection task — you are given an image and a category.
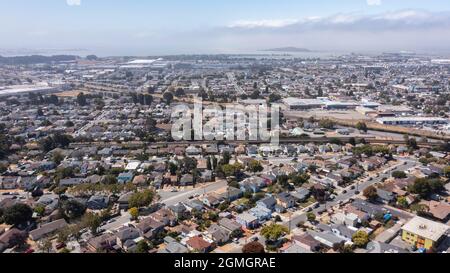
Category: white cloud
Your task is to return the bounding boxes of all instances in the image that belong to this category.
[228,19,299,28]
[66,0,81,6]
[227,10,450,31]
[367,0,382,6]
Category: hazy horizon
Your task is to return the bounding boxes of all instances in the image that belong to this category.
[2,0,450,57]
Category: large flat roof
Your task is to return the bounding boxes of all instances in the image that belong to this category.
[402,216,449,241]
[0,85,56,96]
[377,117,448,122]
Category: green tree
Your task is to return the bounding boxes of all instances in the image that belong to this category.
[129,189,155,208]
[206,157,212,171]
[289,172,310,186]
[163,92,174,104]
[261,223,288,242]
[102,175,118,185]
[444,166,450,178]
[221,163,244,178]
[135,240,150,253]
[318,119,335,129]
[34,205,46,216]
[9,231,28,249]
[250,90,260,99]
[352,231,369,248]
[52,151,64,165]
[0,163,7,173]
[268,93,281,103]
[222,151,231,165]
[397,197,409,209]
[392,171,407,179]
[38,238,53,253]
[356,122,368,132]
[81,212,102,235]
[408,178,444,198]
[129,207,139,220]
[363,186,378,202]
[175,88,186,97]
[307,212,317,222]
[77,92,88,106]
[168,162,178,175]
[248,160,264,173]
[3,203,33,226]
[61,200,86,219]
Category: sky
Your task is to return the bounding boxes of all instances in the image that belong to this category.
[1,0,450,56]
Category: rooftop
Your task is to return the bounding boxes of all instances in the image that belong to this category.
[402,216,449,242]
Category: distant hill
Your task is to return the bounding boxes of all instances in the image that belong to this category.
[261,47,312,53]
[0,55,78,65]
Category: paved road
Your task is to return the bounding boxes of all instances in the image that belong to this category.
[283,159,417,229]
[100,211,131,231]
[159,180,228,206]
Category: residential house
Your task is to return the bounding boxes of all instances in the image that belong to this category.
[134,217,165,240]
[257,196,277,211]
[291,188,311,202]
[87,195,109,210]
[132,175,148,186]
[118,192,134,210]
[280,242,313,253]
[206,224,230,245]
[87,233,117,252]
[29,219,68,241]
[59,178,84,187]
[377,189,396,204]
[249,206,272,222]
[179,174,194,186]
[203,194,221,208]
[308,230,347,249]
[236,212,259,229]
[218,218,242,235]
[186,146,202,156]
[168,203,187,219]
[158,237,188,253]
[420,201,450,223]
[0,176,19,190]
[0,228,28,252]
[221,187,243,202]
[239,176,266,193]
[186,236,213,253]
[150,208,177,227]
[276,192,296,209]
[183,200,204,212]
[117,172,134,184]
[293,233,322,252]
[115,227,140,249]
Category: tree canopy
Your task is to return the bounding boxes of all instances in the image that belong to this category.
[3,203,33,226]
[242,241,265,254]
[352,231,369,248]
[129,189,155,208]
[261,223,288,242]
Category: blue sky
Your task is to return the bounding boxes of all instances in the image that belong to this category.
[1,0,450,55]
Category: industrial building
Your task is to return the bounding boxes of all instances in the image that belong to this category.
[376,117,448,126]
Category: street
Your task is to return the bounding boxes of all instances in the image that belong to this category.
[283,159,417,229]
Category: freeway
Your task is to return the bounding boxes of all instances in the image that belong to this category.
[283,159,418,230]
